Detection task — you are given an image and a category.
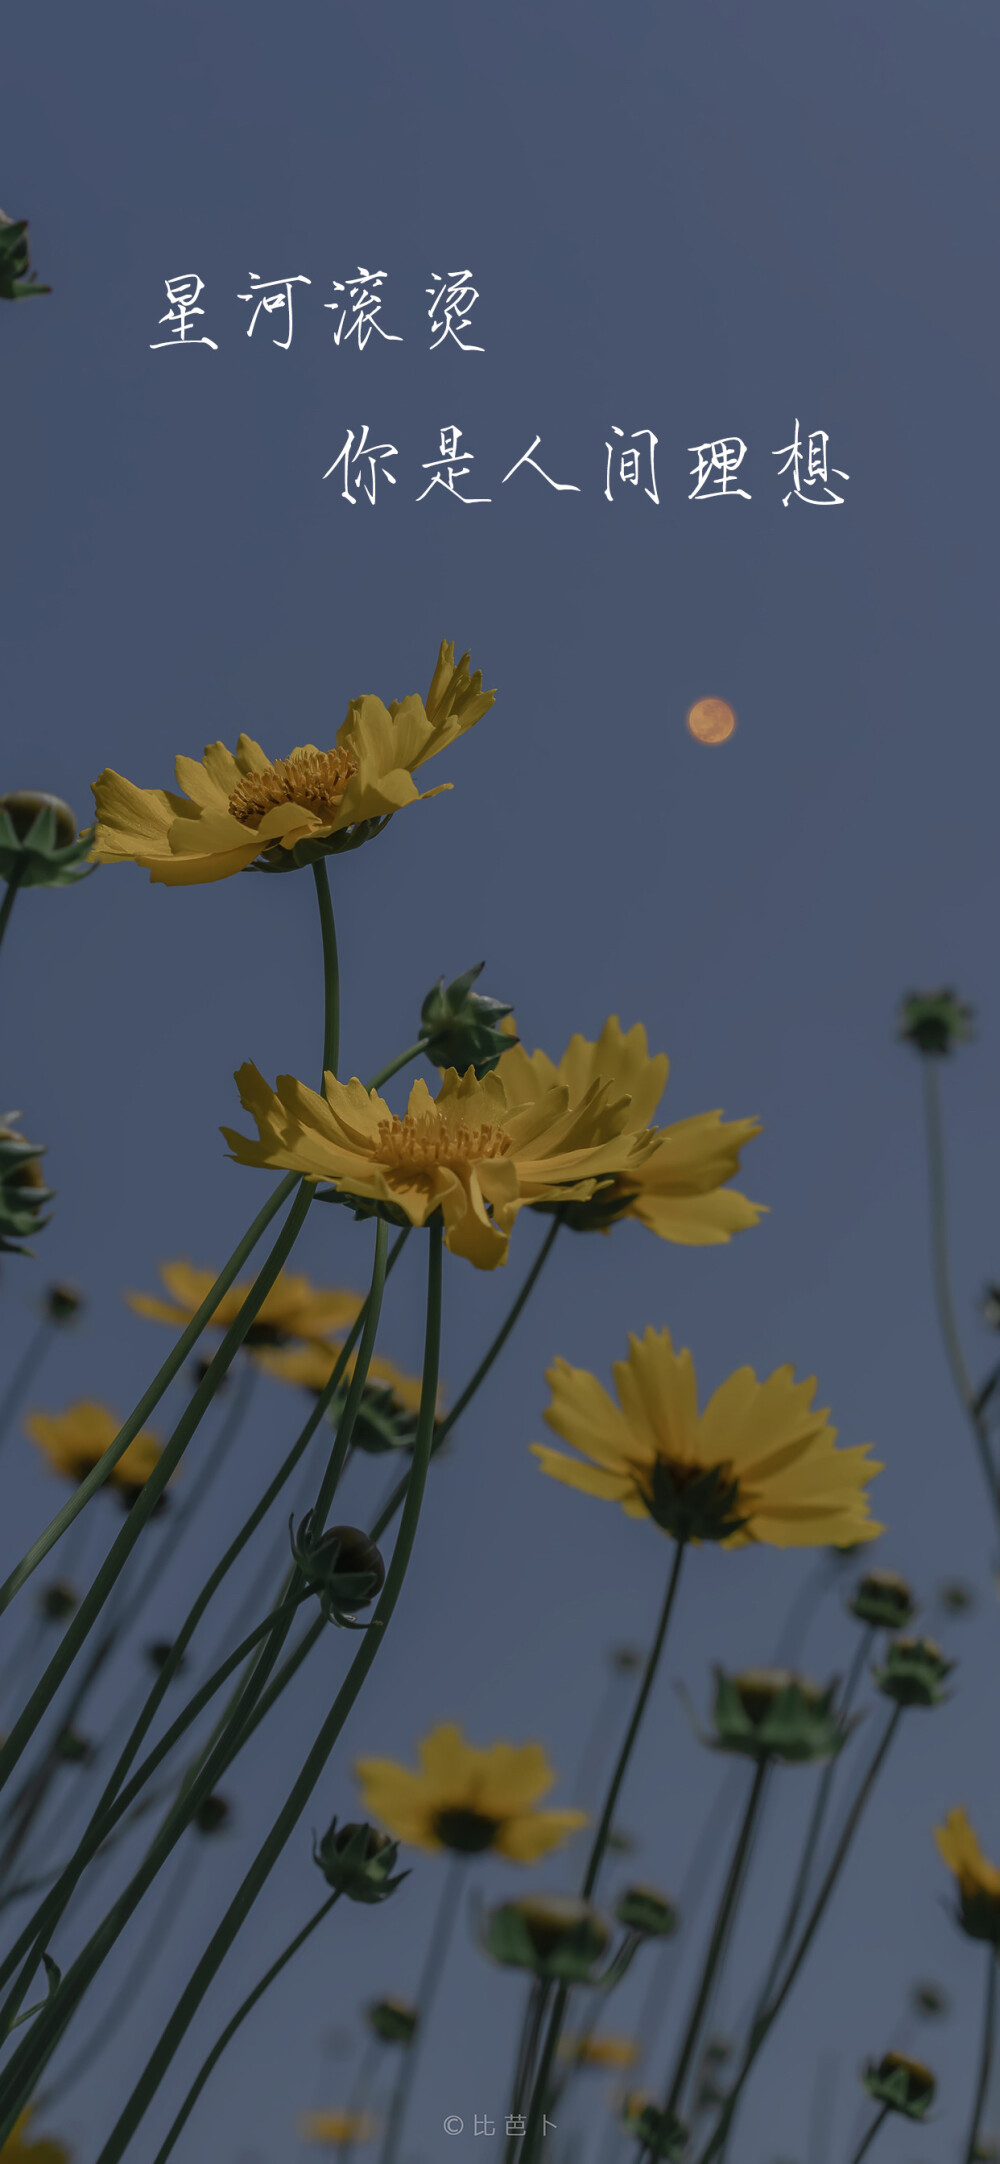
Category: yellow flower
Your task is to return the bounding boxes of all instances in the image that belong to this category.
[495,1017,763,1244]
[298,2112,378,2148]
[91,643,494,885]
[24,1403,162,1492]
[1,2108,70,2162]
[127,1262,363,1349]
[560,2033,641,2069]
[532,1327,883,1548]
[223,1064,646,1271]
[254,1338,439,1417]
[355,1722,587,1860]
[934,1809,1000,1942]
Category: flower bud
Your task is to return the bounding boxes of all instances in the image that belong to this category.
[147,1639,187,1675]
[938,1579,975,1617]
[194,1793,232,1836]
[709,1668,849,1763]
[605,1828,636,1857]
[55,1727,94,1765]
[0,214,50,300]
[482,1895,610,1984]
[366,1996,418,2045]
[0,1115,53,1256]
[44,1283,83,1325]
[898,988,974,1057]
[611,1646,643,1675]
[0,792,93,889]
[290,1516,385,1626]
[620,2096,688,2160]
[420,963,516,1078]
[874,1636,953,1708]
[849,1569,916,1631]
[862,2051,936,2119]
[911,1981,949,2019]
[38,1581,77,1623]
[312,1818,408,1904]
[615,1885,679,1939]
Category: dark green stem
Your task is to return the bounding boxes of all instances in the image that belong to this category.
[367,1040,429,1092]
[0,1318,52,1462]
[922,1061,1000,1516]
[150,1891,341,2161]
[0,869,23,962]
[313,859,340,1078]
[89,1223,444,2164]
[847,2103,889,2164]
[964,1948,997,2164]
[662,1757,770,2121]
[380,1858,464,2164]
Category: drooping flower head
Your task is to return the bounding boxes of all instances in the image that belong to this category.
[935,1809,1000,1944]
[127,1262,363,1350]
[224,1063,646,1270]
[24,1403,162,1497]
[532,1327,883,1548]
[354,1722,586,1860]
[91,641,494,884]
[494,1017,763,1244]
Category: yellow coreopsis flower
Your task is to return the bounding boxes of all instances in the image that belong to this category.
[24,1403,162,1493]
[90,641,494,885]
[532,1327,883,1548]
[355,1722,587,1860]
[126,1262,363,1349]
[1,2109,70,2162]
[254,1338,439,1417]
[495,1017,762,1245]
[298,2111,378,2149]
[934,1809,1000,1943]
[223,1063,647,1271]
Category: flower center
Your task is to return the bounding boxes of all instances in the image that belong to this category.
[433,1806,502,1854]
[375,1111,511,1175]
[227,748,359,830]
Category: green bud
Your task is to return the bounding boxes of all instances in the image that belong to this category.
[366,1996,418,2045]
[849,1569,916,1631]
[874,1636,954,1709]
[420,962,516,1078]
[938,1579,975,1617]
[0,793,94,890]
[38,1581,77,1623]
[620,2096,688,2160]
[898,988,974,1057]
[611,1645,643,1674]
[0,1115,53,1256]
[911,1981,949,2019]
[194,1793,232,1836]
[55,1727,93,1765]
[482,1895,610,1984]
[290,1516,386,1626]
[44,1283,83,1324]
[709,1668,850,1764]
[862,2051,936,2119]
[615,1885,679,1939]
[313,1818,408,1904]
[0,213,50,300]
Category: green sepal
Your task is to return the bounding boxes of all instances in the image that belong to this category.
[420,962,516,1078]
[313,1818,408,1903]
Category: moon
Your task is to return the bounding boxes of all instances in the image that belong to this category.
[686,697,737,745]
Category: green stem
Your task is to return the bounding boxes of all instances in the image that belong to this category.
[150,1891,341,2162]
[380,1858,464,2164]
[0,1181,313,1799]
[90,1222,444,2164]
[367,1040,429,1092]
[0,1170,300,1614]
[662,1758,770,2123]
[697,1706,904,2164]
[313,859,340,1078]
[0,868,23,963]
[922,1061,1000,1516]
[370,1215,561,1545]
[847,2103,889,2164]
[0,1318,52,1461]
[964,1948,997,2164]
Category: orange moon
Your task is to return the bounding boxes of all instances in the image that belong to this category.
[686,697,737,745]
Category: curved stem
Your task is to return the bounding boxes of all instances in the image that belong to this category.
[964,1949,997,2164]
[89,1222,444,2164]
[313,859,340,1079]
[0,1318,52,1463]
[367,1040,428,1092]
[150,1891,341,2161]
[380,1859,464,2164]
[662,1758,770,2121]
[847,2103,889,2164]
[921,1062,999,1515]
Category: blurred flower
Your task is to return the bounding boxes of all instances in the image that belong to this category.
[938,1579,975,1617]
[0,794,91,888]
[37,1583,77,1624]
[495,1017,763,1244]
[257,1341,444,1451]
[194,1794,232,1836]
[862,2051,935,2119]
[92,641,494,884]
[911,1980,949,2019]
[874,1637,953,1709]
[560,2032,640,2069]
[225,1065,642,1272]
[615,1885,678,1938]
[611,1645,643,1674]
[312,1820,407,1904]
[707,1668,850,1764]
[0,1116,53,1256]
[934,1809,1000,1944]
[619,2095,687,2160]
[54,1728,93,1766]
[365,1996,417,2044]
[43,1285,83,1325]
[420,962,516,1077]
[298,2111,378,2149]
[290,1518,385,1625]
[849,1569,915,1630]
[355,1723,586,1860]
[24,1403,162,1498]
[898,989,974,1057]
[483,1895,609,1983]
[0,213,51,300]
[128,1263,361,1348]
[532,1327,883,1548]
[0,2106,70,2161]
